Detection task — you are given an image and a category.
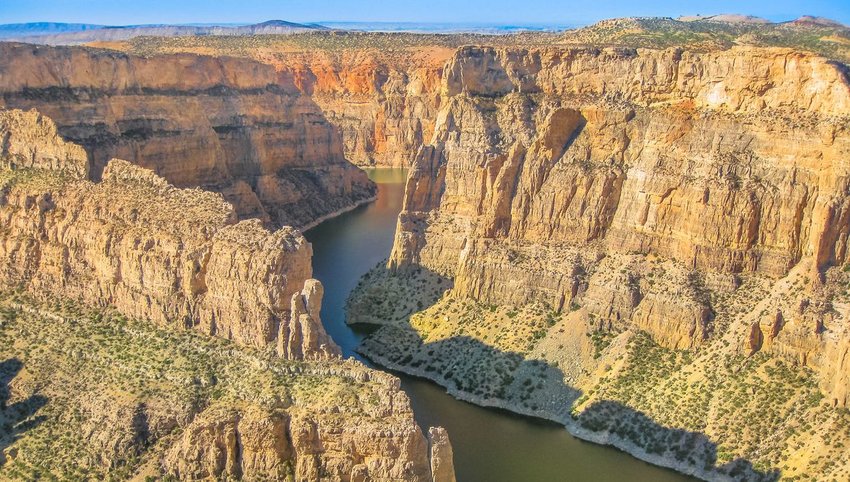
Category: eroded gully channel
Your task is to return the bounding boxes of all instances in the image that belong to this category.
[304,169,694,482]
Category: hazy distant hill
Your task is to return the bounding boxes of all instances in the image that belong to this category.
[318,21,573,34]
[0,22,106,39]
[0,20,325,44]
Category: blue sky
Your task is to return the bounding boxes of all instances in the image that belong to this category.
[1,0,848,26]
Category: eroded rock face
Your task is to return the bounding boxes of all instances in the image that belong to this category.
[0,108,88,177]
[272,49,448,167]
[0,109,338,355]
[428,427,456,482]
[390,46,850,350]
[0,108,455,481]
[162,373,437,482]
[0,43,376,228]
[346,45,850,479]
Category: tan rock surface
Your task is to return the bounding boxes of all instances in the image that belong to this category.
[0,108,455,481]
[274,49,448,167]
[351,45,850,480]
[0,109,336,355]
[0,109,88,177]
[389,45,850,344]
[0,43,375,228]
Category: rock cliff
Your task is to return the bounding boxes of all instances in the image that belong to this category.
[388,45,850,337]
[351,45,850,480]
[272,49,448,167]
[1,108,335,355]
[0,42,376,229]
[0,107,454,480]
[0,297,452,481]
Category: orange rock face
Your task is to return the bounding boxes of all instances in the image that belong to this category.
[271,49,449,167]
[388,45,850,387]
[0,43,375,229]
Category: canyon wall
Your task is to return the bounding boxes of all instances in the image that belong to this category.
[390,45,850,330]
[392,45,850,277]
[0,42,375,229]
[0,107,454,481]
[351,45,850,480]
[270,48,448,167]
[1,109,337,355]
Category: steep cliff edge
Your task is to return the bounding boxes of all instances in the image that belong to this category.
[274,48,448,167]
[0,108,454,481]
[1,110,334,355]
[350,46,850,480]
[0,42,376,229]
[102,36,456,168]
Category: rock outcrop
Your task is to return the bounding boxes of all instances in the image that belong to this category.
[0,297,451,482]
[272,49,448,167]
[0,108,88,177]
[0,108,336,355]
[351,45,850,480]
[428,427,456,482]
[389,45,850,343]
[162,375,435,482]
[0,42,376,229]
[0,107,454,481]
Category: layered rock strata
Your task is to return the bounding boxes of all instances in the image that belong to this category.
[273,49,449,167]
[351,45,850,480]
[0,42,376,229]
[1,123,333,354]
[0,107,454,480]
[388,45,850,348]
[0,298,452,481]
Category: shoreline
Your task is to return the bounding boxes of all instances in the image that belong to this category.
[357,344,731,482]
[298,193,378,232]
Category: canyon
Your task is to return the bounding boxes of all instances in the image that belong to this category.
[1,14,850,482]
[0,42,375,229]
[0,108,454,481]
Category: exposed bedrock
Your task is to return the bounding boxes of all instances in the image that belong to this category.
[346,45,850,480]
[389,45,850,348]
[0,107,455,481]
[270,49,448,167]
[0,42,376,229]
[0,108,338,356]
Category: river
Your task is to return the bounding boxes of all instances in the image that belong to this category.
[304,168,694,482]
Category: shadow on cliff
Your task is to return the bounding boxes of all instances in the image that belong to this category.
[351,266,780,482]
[0,358,47,465]
[346,262,453,330]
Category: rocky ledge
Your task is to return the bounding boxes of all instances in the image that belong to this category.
[0,42,376,229]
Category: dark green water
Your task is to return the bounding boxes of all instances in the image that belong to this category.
[304,169,694,482]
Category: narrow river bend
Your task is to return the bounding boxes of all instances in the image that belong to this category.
[304,169,694,482]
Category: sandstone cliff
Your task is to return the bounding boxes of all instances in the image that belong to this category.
[0,42,376,229]
[0,297,452,481]
[272,49,448,167]
[1,108,336,355]
[350,45,850,480]
[388,45,850,340]
[0,107,454,481]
